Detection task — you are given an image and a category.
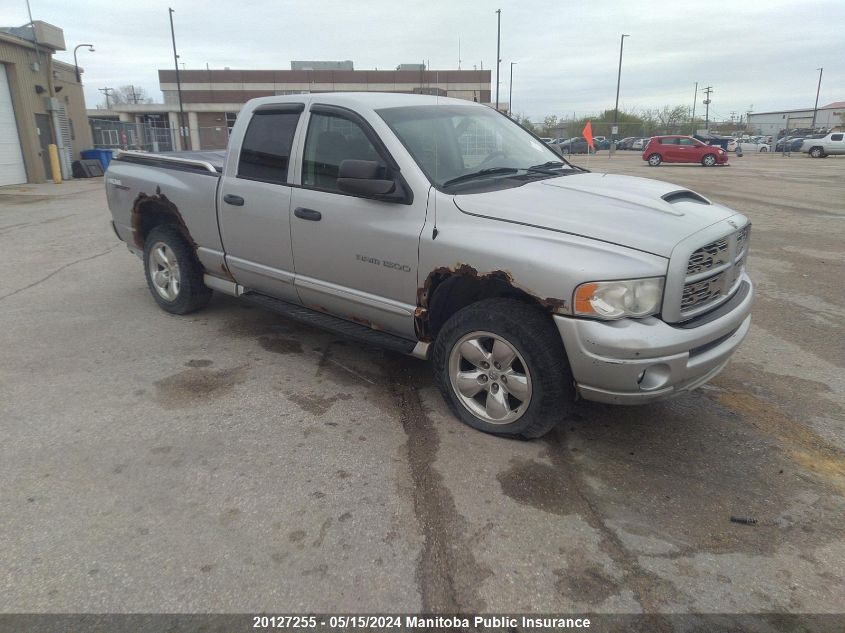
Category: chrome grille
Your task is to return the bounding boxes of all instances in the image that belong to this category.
[687,238,729,275]
[736,225,750,253]
[680,224,750,316]
[681,272,725,310]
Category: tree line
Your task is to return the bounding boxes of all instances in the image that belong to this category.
[513,105,725,139]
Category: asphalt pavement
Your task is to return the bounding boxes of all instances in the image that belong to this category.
[1,152,843,618]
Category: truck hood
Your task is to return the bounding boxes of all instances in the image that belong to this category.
[452,172,740,258]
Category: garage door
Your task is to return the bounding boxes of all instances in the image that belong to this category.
[0,64,27,186]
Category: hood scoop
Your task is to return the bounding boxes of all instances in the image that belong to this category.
[662,190,710,205]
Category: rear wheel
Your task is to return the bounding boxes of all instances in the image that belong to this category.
[647,153,662,166]
[432,298,574,438]
[809,147,824,158]
[702,153,717,166]
[143,224,212,314]
[760,146,768,152]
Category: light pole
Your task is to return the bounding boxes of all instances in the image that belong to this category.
[691,81,698,134]
[508,61,516,117]
[73,43,94,83]
[169,7,190,150]
[495,9,501,111]
[611,34,629,154]
[811,67,823,130]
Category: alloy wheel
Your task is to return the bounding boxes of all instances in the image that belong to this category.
[448,331,532,424]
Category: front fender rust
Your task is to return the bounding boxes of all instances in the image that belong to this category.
[414,263,568,341]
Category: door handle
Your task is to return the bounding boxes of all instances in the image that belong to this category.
[223,194,244,206]
[294,207,322,221]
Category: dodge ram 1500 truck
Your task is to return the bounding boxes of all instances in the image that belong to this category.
[105,93,753,438]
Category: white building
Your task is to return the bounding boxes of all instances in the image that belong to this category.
[747,102,844,137]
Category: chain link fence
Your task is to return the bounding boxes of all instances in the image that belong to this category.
[89,118,178,153]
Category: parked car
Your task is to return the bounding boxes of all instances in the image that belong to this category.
[735,139,770,153]
[801,132,845,157]
[631,138,649,150]
[539,137,554,144]
[642,135,729,166]
[555,137,592,154]
[594,138,610,151]
[775,137,805,153]
[616,137,637,150]
[105,92,752,438]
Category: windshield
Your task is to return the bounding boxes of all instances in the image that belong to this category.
[377,104,574,189]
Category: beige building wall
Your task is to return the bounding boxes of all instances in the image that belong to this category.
[0,32,91,183]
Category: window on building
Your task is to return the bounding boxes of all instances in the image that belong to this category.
[302,113,385,192]
[237,111,300,184]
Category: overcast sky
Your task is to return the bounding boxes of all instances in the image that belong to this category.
[7,0,844,121]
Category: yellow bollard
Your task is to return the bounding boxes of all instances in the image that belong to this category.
[47,143,62,184]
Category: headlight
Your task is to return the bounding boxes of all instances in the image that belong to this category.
[573,277,664,319]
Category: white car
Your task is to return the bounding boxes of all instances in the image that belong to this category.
[801,132,845,157]
[736,140,770,153]
[632,137,648,150]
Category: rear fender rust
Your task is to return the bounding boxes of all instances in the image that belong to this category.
[415,263,568,341]
[131,187,196,251]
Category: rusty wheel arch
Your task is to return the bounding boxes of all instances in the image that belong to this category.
[130,188,196,251]
[415,264,567,342]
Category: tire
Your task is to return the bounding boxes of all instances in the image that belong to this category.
[702,153,717,167]
[809,147,824,158]
[760,146,768,152]
[432,298,574,438]
[647,153,662,166]
[143,224,212,314]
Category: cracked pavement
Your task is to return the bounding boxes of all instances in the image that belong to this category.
[1,153,844,621]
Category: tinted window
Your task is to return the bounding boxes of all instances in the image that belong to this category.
[678,138,696,146]
[831,134,843,141]
[302,113,385,192]
[238,111,300,184]
[659,138,677,145]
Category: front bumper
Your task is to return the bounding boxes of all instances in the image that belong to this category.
[554,275,753,404]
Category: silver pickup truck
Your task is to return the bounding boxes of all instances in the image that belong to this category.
[105,92,753,438]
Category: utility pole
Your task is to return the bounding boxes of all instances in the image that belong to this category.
[508,61,516,117]
[129,85,139,104]
[495,9,501,111]
[811,67,823,129]
[169,8,190,150]
[611,34,629,154]
[98,87,114,109]
[691,81,698,134]
[703,86,713,132]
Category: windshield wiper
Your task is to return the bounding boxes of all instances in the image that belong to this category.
[525,161,571,174]
[443,167,519,187]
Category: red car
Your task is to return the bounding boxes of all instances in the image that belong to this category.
[642,135,729,167]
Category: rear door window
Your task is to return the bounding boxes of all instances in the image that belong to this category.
[831,134,843,142]
[238,110,301,184]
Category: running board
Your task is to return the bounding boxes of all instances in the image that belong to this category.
[240,292,427,358]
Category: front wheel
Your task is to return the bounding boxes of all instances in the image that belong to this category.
[760,146,768,152]
[647,153,662,166]
[432,298,574,438]
[143,224,212,314]
[702,153,717,166]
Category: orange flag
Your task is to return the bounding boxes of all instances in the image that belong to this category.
[582,121,594,149]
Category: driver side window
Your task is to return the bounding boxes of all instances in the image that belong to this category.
[302,113,385,192]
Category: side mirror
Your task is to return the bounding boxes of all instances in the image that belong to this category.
[337,159,396,197]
